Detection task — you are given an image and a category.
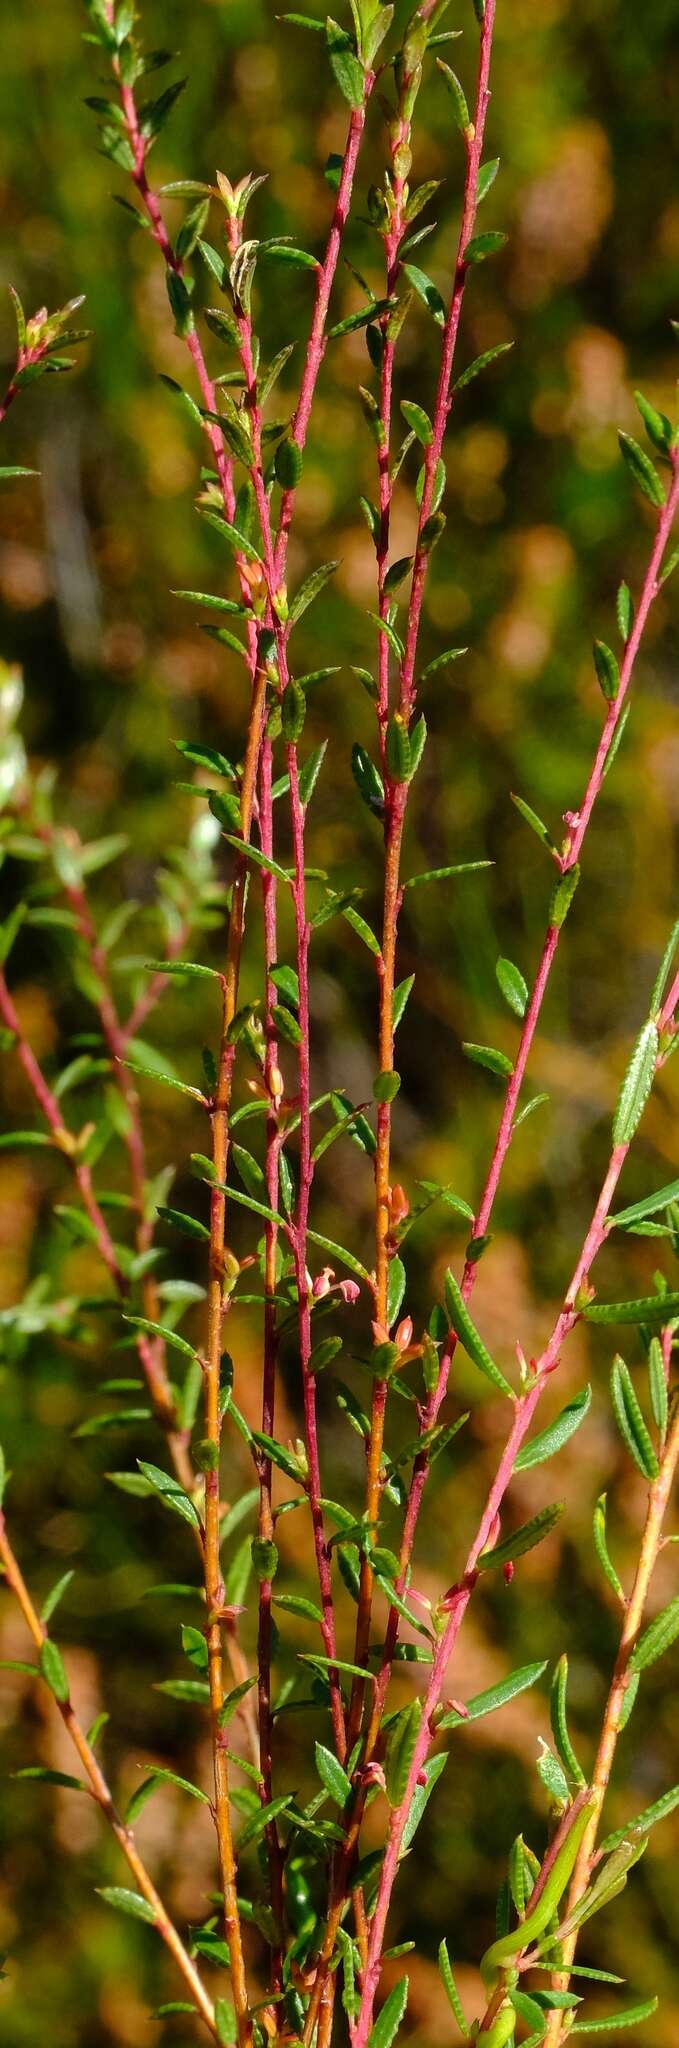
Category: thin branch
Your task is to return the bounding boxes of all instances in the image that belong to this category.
[0,1513,217,2039]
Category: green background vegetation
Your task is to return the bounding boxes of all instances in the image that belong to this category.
[0,0,678,2042]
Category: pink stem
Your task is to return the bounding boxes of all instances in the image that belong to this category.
[398,0,497,715]
[288,741,347,1761]
[273,100,372,584]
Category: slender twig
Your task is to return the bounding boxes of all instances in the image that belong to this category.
[0,1514,217,2039]
[351,971,678,2042]
[543,1387,679,2045]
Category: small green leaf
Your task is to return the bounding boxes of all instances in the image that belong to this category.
[97,1886,156,1924]
[326,16,365,107]
[616,581,633,642]
[438,1661,548,1731]
[402,263,446,325]
[40,1571,75,1624]
[612,1020,658,1144]
[593,1493,624,1604]
[39,1639,69,1704]
[610,1357,659,1480]
[13,1766,84,1790]
[367,1975,409,2048]
[384,1700,421,1807]
[400,399,432,445]
[289,558,340,625]
[571,1999,657,2035]
[478,1502,564,1572]
[510,792,557,853]
[514,1387,592,1471]
[455,340,513,391]
[444,1269,513,1396]
[593,639,620,702]
[634,390,672,454]
[436,56,470,131]
[550,1655,586,1786]
[583,1292,679,1326]
[496,956,528,1019]
[609,1175,679,1228]
[600,1780,679,1853]
[137,1461,201,1529]
[438,1940,467,2034]
[629,1595,679,1674]
[549,864,580,929]
[618,431,665,508]
[464,230,507,263]
[462,1042,513,1079]
[315,1741,352,1807]
[404,861,491,890]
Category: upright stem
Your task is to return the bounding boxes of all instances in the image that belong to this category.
[0,1516,217,2039]
[544,1391,679,2045]
[288,742,347,1761]
[256,734,285,1978]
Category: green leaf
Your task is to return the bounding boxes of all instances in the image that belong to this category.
[239,1792,294,1848]
[510,792,557,853]
[384,1701,421,1808]
[610,1357,658,1479]
[393,975,415,1028]
[496,955,528,1019]
[367,1976,409,2048]
[438,1660,548,1731]
[400,399,432,445]
[455,340,513,391]
[137,1461,201,1529]
[549,864,580,929]
[444,1269,513,1396]
[97,1886,156,1924]
[618,432,665,508]
[464,230,507,263]
[157,1205,210,1241]
[124,1315,196,1359]
[13,1766,84,1790]
[610,1175,679,1228]
[273,1591,323,1621]
[327,296,396,340]
[550,1654,586,1786]
[462,1042,513,1078]
[514,1387,592,1471]
[647,1336,668,1436]
[326,17,365,107]
[629,1595,679,1674]
[289,558,340,625]
[402,263,446,325]
[612,1020,658,1144]
[571,2000,657,2034]
[315,1741,352,1807]
[215,1998,237,2046]
[593,639,620,702]
[438,1940,467,2033]
[600,1780,679,1853]
[404,860,491,890]
[155,1678,211,1704]
[583,1293,679,1326]
[634,390,672,454]
[478,1502,564,1572]
[251,1431,304,1483]
[217,1677,257,1729]
[593,1492,624,1604]
[399,1750,447,1853]
[617,580,633,642]
[40,1571,75,1624]
[39,1639,70,1704]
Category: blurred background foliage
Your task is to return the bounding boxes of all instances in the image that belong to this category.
[0,0,678,2042]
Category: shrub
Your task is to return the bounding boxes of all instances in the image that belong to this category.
[1,2,678,2045]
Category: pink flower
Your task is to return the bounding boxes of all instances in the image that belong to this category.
[338,1277,360,1304]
